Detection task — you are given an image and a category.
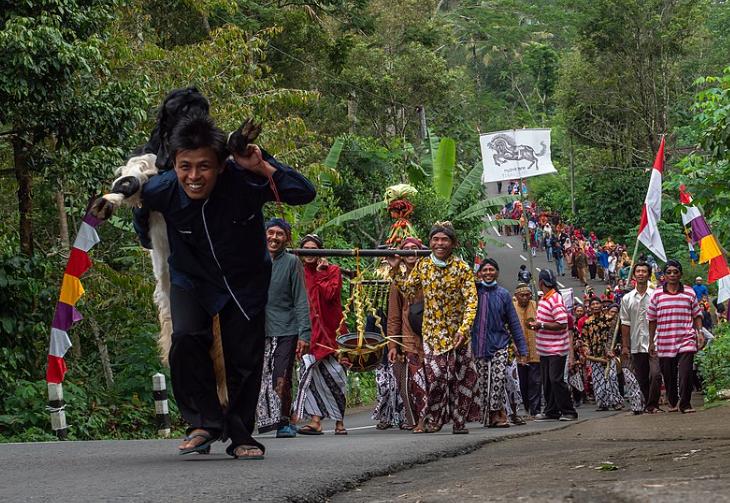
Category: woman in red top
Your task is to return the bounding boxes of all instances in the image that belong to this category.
[293,234,349,435]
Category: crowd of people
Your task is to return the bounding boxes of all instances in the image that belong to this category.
[115,103,724,460]
[367,231,724,434]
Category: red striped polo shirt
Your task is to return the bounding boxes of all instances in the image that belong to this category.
[536,290,570,356]
[647,285,701,358]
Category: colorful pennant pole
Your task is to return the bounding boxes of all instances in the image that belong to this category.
[679,186,730,303]
[46,211,102,436]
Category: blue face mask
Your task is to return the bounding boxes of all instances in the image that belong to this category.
[480,280,498,287]
[430,253,448,268]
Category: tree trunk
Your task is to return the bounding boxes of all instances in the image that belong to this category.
[55,189,70,250]
[90,317,114,388]
[13,136,33,256]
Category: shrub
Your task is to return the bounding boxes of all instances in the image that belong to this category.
[698,323,730,402]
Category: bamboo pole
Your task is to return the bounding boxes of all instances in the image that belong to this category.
[287,248,431,257]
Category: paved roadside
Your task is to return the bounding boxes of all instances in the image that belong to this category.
[0,408,615,502]
[330,401,730,503]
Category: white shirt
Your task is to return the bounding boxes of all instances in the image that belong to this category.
[608,256,617,273]
[620,287,655,353]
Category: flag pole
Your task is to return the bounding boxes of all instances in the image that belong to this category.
[611,131,665,354]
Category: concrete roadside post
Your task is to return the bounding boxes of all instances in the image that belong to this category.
[47,382,68,439]
[152,373,171,437]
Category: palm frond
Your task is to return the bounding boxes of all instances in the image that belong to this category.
[317,200,387,231]
[433,137,456,199]
[480,234,507,247]
[448,162,483,215]
[300,200,321,224]
[454,195,518,220]
[323,137,344,169]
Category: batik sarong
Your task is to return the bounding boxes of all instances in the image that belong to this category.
[372,361,405,426]
[256,335,297,433]
[294,354,347,421]
[406,352,428,424]
[503,358,523,417]
[423,344,480,430]
[590,360,623,409]
[475,347,509,425]
[621,363,645,413]
[568,365,584,392]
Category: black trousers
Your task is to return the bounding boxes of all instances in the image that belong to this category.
[271,335,298,427]
[589,264,597,280]
[540,355,577,418]
[659,352,695,412]
[518,362,542,416]
[631,352,662,411]
[169,285,266,452]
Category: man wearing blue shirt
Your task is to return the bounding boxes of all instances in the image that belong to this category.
[134,115,315,459]
[692,277,709,301]
[471,258,528,428]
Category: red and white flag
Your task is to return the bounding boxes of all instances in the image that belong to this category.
[637,137,667,262]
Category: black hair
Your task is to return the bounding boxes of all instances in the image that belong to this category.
[169,114,228,165]
[633,261,651,275]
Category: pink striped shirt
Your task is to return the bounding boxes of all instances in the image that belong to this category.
[536,290,570,356]
[647,286,701,358]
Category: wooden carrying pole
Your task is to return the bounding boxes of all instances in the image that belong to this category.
[288,248,431,257]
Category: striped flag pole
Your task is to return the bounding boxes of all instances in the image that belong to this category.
[152,373,171,437]
[47,211,103,435]
[47,382,68,439]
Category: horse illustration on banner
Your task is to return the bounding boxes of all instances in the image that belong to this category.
[487,134,547,170]
[480,128,557,183]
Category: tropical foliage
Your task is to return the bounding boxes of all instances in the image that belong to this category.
[2,0,730,440]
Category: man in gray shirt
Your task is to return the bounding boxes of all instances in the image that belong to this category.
[257,218,311,437]
[620,261,660,413]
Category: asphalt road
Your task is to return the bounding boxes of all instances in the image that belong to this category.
[0,408,616,503]
[0,223,600,503]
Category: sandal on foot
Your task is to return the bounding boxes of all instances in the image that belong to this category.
[452,427,469,434]
[297,424,323,435]
[375,422,391,430]
[334,427,348,435]
[680,408,696,414]
[179,430,218,455]
[488,422,510,428]
[227,444,264,460]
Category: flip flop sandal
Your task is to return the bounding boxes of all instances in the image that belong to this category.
[452,428,469,434]
[488,422,510,428]
[400,424,415,431]
[179,431,218,455]
[680,408,696,414]
[334,428,348,435]
[297,424,324,435]
[227,444,265,460]
[376,422,391,430]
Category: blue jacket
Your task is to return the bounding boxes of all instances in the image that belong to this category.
[471,283,528,359]
[598,250,609,269]
[134,152,316,318]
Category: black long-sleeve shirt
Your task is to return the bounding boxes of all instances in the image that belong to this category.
[134,151,316,318]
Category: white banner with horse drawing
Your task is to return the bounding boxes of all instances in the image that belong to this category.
[479,128,557,183]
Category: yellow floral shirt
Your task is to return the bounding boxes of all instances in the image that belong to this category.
[395,255,478,355]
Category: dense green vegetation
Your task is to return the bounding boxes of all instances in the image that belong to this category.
[2,0,730,440]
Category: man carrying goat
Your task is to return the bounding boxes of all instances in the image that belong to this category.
[96,114,315,459]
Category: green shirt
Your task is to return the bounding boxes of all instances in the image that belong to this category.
[265,251,311,341]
